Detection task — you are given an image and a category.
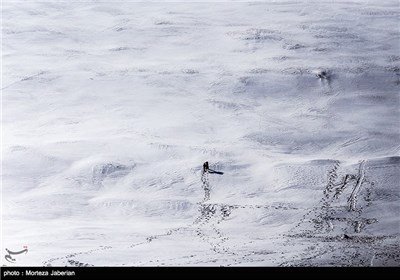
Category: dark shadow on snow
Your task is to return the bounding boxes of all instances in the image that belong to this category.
[208,169,224,175]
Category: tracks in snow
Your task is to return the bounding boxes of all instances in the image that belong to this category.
[43,246,112,267]
[282,159,392,266]
[44,159,388,266]
[290,159,374,235]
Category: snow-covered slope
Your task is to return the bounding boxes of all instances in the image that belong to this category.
[2,0,399,266]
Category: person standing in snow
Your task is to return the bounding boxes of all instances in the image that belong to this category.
[203,161,209,173]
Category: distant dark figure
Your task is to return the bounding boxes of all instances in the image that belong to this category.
[202,161,224,175]
[203,161,209,173]
[317,70,328,79]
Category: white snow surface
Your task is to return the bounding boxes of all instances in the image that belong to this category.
[2,0,400,266]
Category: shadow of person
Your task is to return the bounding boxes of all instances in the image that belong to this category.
[208,169,224,175]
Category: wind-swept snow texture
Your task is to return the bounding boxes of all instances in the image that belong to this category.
[2,0,399,267]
